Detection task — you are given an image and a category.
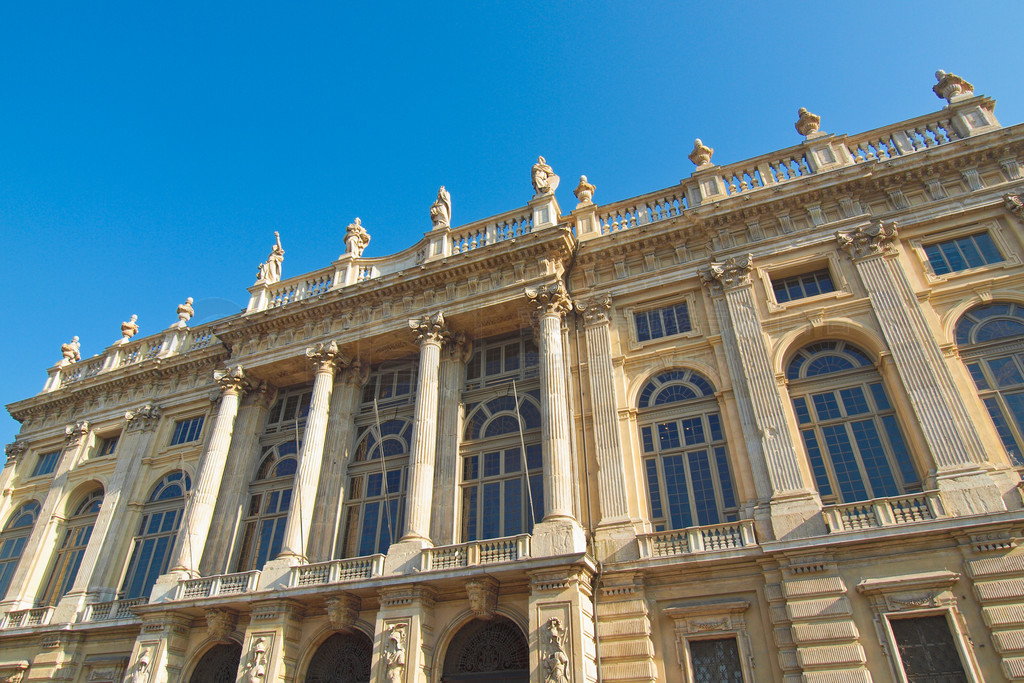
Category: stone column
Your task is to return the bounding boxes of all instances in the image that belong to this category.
[529,566,599,683]
[837,221,1012,513]
[278,341,346,563]
[166,366,247,578]
[526,283,587,555]
[431,334,469,545]
[700,256,824,540]
[373,586,437,683]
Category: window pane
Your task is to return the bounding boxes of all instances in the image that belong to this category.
[689,637,744,683]
[850,419,899,498]
[889,616,968,682]
[987,357,1024,388]
[821,425,869,502]
[688,451,719,526]
[802,430,833,497]
[662,456,692,529]
[984,397,1024,466]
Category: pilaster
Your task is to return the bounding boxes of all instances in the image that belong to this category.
[431,334,470,545]
[373,585,438,683]
[124,611,193,683]
[241,599,306,683]
[529,565,598,683]
[960,535,1024,679]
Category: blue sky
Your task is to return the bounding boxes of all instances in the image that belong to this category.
[2,2,1021,446]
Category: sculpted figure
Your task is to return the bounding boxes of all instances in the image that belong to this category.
[543,618,569,683]
[177,297,195,326]
[383,625,406,683]
[61,336,81,364]
[532,156,560,196]
[119,315,139,344]
[128,648,150,683]
[430,186,452,229]
[344,217,371,256]
[256,232,284,284]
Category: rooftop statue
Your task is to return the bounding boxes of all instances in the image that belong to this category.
[60,336,81,365]
[175,297,195,328]
[795,107,822,137]
[344,217,371,256]
[688,138,714,168]
[532,156,560,197]
[574,175,596,207]
[430,186,452,229]
[256,232,284,284]
[933,70,974,104]
[118,314,139,345]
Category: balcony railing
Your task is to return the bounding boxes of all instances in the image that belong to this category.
[83,597,146,622]
[290,555,385,588]
[175,570,261,601]
[638,520,757,559]
[1,606,54,629]
[423,534,532,571]
[823,492,945,532]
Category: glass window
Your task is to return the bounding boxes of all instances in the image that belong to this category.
[787,341,918,503]
[635,303,692,342]
[96,434,119,457]
[956,302,1024,466]
[772,268,836,303]
[889,616,969,682]
[170,416,204,446]
[120,471,191,599]
[41,490,103,606]
[638,370,737,531]
[465,336,539,389]
[31,450,61,477]
[235,441,297,571]
[924,231,1002,275]
[689,637,744,682]
[0,501,41,600]
[264,389,312,434]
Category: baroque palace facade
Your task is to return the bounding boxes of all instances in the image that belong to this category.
[3,71,1024,683]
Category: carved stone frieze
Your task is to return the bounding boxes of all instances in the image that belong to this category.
[409,312,450,346]
[306,341,347,374]
[124,404,161,432]
[836,220,898,259]
[213,365,248,395]
[575,293,612,325]
[525,282,572,317]
[465,577,499,620]
[325,593,361,632]
[699,254,753,290]
[205,608,238,643]
[1005,193,1024,224]
[64,420,90,446]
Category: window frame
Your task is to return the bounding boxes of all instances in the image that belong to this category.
[758,253,850,313]
[664,599,754,683]
[169,416,205,447]
[0,501,41,600]
[118,471,191,600]
[625,295,700,348]
[40,489,103,607]
[909,222,1016,284]
[95,433,120,458]
[30,449,62,478]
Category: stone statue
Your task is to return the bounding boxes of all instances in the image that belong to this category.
[176,297,195,327]
[933,70,974,103]
[688,139,714,168]
[127,648,150,683]
[532,156,560,196]
[256,232,284,284]
[543,618,569,683]
[383,625,406,683]
[60,336,81,364]
[573,175,595,207]
[795,108,822,137]
[430,186,452,229]
[344,218,371,256]
[245,637,267,683]
[119,315,139,344]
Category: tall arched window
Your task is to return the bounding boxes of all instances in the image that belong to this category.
[638,369,737,531]
[235,442,297,571]
[787,341,918,503]
[0,501,40,600]
[41,489,103,606]
[956,302,1024,467]
[120,471,191,599]
[461,394,543,541]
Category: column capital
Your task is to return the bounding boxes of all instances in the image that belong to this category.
[699,254,753,290]
[1005,193,1024,224]
[5,440,28,467]
[124,404,161,432]
[409,311,450,346]
[836,220,898,260]
[214,365,249,395]
[575,293,613,325]
[339,359,371,387]
[242,380,276,408]
[525,282,572,317]
[306,341,346,374]
[445,331,472,362]
[64,420,90,446]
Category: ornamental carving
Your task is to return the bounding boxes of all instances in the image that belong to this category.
[699,254,753,289]
[2,672,26,683]
[382,624,407,683]
[688,138,714,168]
[795,107,821,137]
[243,380,275,408]
[409,312,450,345]
[575,293,612,324]
[543,618,570,683]
[214,365,248,394]
[325,593,361,631]
[836,220,898,259]
[532,156,560,197]
[573,175,595,207]
[244,637,268,683]
[118,315,139,345]
[465,577,499,619]
[446,332,472,363]
[525,282,572,317]
[60,336,81,365]
[344,218,371,257]
[933,70,974,103]
[175,297,194,328]
[65,420,90,446]
[340,359,371,387]
[127,648,150,683]
[205,608,237,643]
[306,341,346,374]
[5,440,28,466]
[1005,193,1024,224]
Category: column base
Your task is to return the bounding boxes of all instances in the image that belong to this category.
[531,517,588,557]
[50,590,88,624]
[934,466,1009,516]
[382,537,429,576]
[766,491,826,541]
[592,521,641,563]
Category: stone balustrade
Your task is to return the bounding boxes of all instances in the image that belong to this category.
[82,597,146,622]
[638,520,758,559]
[422,534,532,571]
[822,492,945,533]
[0,606,53,630]
[174,570,261,601]
[290,555,385,588]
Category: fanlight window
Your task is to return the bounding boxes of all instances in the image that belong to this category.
[41,489,103,606]
[0,501,41,600]
[787,341,918,503]
[236,442,297,571]
[638,370,737,531]
[304,631,373,683]
[120,471,191,599]
[957,302,1024,466]
[442,617,529,682]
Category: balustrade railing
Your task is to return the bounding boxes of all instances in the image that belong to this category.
[1,606,53,629]
[823,492,944,533]
[266,267,335,309]
[175,570,261,601]
[845,115,960,164]
[83,597,146,622]
[422,534,531,571]
[290,555,385,588]
[638,520,757,559]
[596,188,688,235]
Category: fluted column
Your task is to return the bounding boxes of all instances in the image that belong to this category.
[402,312,449,543]
[431,334,470,545]
[168,366,247,577]
[278,342,346,562]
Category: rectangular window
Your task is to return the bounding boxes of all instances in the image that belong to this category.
[635,303,692,342]
[772,268,835,303]
[170,417,204,446]
[889,616,969,682]
[96,434,119,457]
[688,637,744,682]
[32,450,61,477]
[925,232,1002,275]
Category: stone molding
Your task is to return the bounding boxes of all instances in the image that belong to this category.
[378,585,438,611]
[836,220,898,260]
[64,420,90,445]
[124,404,161,432]
[699,254,753,290]
[525,282,572,317]
[409,311,450,346]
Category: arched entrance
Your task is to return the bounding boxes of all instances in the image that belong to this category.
[305,631,373,683]
[442,616,529,682]
[188,643,242,683]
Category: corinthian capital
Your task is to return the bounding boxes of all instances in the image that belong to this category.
[699,254,753,289]
[64,420,90,446]
[836,220,898,259]
[525,282,572,317]
[214,365,249,395]
[575,293,613,324]
[5,440,28,466]
[306,341,346,374]
[409,312,450,345]
[446,332,472,362]
[1005,193,1024,224]
[125,404,161,432]
[340,359,371,387]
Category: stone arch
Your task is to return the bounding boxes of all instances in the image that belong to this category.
[772,317,888,377]
[440,615,529,682]
[302,630,374,683]
[625,358,724,410]
[944,294,1024,345]
[58,480,105,518]
[186,641,242,683]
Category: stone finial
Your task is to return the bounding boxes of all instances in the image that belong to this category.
[795,108,822,137]
[933,70,974,104]
[175,297,195,328]
[256,232,284,284]
[688,139,714,168]
[344,217,371,257]
[59,336,81,365]
[532,156,560,197]
[1004,193,1024,224]
[573,175,596,208]
[430,186,452,229]
[205,608,237,643]
[118,315,139,345]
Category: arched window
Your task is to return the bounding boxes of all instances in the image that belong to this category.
[304,632,373,683]
[41,489,103,606]
[188,643,242,683]
[638,370,737,531]
[441,616,529,683]
[461,394,543,541]
[235,441,297,571]
[787,341,918,503]
[956,302,1024,466]
[120,471,191,599]
[0,501,40,600]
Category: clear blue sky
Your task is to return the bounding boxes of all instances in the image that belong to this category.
[2,2,1021,446]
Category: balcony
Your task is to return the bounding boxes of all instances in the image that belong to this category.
[422,534,532,571]
[0,606,53,630]
[823,492,945,533]
[82,597,146,622]
[638,520,757,559]
[290,555,385,588]
[174,570,261,601]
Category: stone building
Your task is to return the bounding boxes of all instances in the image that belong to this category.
[2,71,1024,682]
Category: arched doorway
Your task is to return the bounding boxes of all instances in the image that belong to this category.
[188,643,242,683]
[442,616,529,682]
[305,631,373,683]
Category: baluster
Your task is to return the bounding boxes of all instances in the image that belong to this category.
[739,173,749,191]
[798,156,810,174]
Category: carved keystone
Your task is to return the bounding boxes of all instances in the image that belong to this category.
[465,577,499,619]
[205,608,237,643]
[325,593,361,632]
